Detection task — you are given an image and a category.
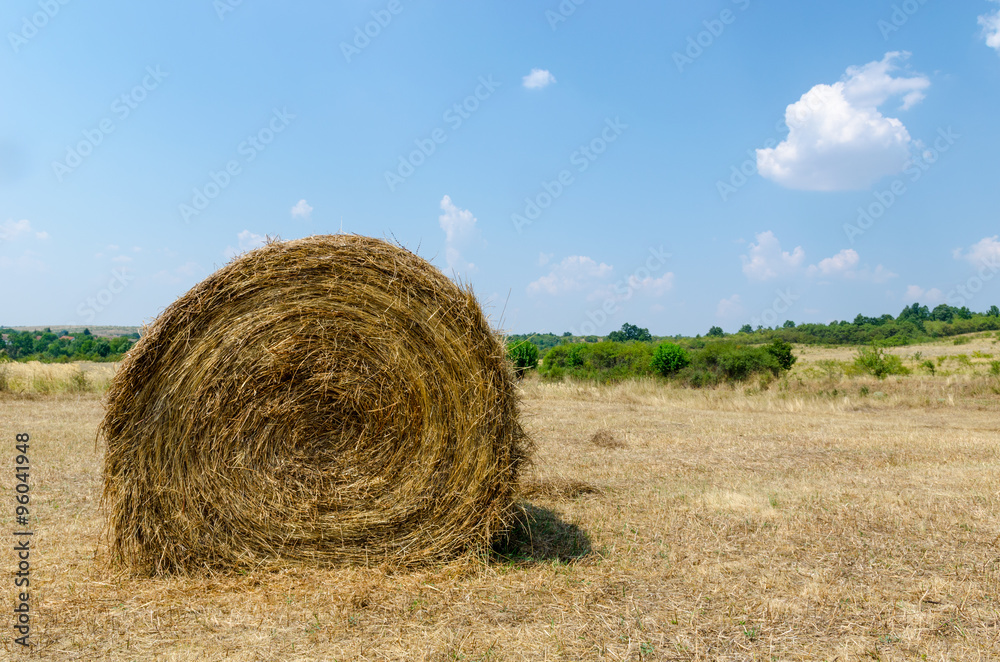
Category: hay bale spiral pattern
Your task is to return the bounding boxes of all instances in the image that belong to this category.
[100,235,528,573]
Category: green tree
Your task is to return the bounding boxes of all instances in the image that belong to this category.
[782,320,795,329]
[739,324,753,334]
[707,326,724,338]
[989,305,1000,318]
[608,322,652,343]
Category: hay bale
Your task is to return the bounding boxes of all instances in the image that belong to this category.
[99,235,529,573]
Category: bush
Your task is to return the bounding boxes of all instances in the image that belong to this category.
[765,339,796,371]
[507,340,539,377]
[680,341,787,386]
[650,342,690,376]
[853,344,910,379]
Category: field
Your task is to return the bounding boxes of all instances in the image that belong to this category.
[1,337,999,660]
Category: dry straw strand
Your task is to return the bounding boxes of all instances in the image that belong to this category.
[99,234,529,574]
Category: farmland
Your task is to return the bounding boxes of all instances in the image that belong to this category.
[1,336,999,660]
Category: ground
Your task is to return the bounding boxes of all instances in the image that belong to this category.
[0,336,998,660]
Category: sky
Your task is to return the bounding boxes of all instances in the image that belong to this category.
[2,0,999,336]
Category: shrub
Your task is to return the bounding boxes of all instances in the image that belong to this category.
[507,340,539,377]
[764,339,796,371]
[853,344,910,379]
[990,361,1000,377]
[650,342,690,377]
[681,341,786,385]
[921,360,936,375]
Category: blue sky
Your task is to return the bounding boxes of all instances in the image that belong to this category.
[2,0,999,336]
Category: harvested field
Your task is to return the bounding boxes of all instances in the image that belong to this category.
[2,366,998,660]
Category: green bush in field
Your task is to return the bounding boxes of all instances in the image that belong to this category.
[765,339,797,371]
[853,344,910,379]
[507,340,539,377]
[685,341,784,384]
[650,342,690,376]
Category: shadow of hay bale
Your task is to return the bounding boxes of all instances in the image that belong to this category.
[491,503,593,563]
[520,477,601,500]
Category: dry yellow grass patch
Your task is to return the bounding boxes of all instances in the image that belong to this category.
[1,359,998,660]
[0,361,116,395]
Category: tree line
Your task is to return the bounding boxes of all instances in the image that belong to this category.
[509,303,1000,352]
[0,328,137,362]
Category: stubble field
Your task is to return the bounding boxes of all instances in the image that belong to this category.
[1,337,998,660]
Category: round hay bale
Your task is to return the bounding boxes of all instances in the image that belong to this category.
[99,234,529,573]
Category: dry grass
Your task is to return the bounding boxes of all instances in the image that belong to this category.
[1,341,999,659]
[0,361,116,395]
[99,235,528,573]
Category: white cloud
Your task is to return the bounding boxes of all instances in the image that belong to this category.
[224,230,268,259]
[810,248,860,276]
[523,68,556,90]
[538,252,554,267]
[528,255,613,296]
[757,52,929,191]
[290,199,313,219]
[981,1,1000,52]
[0,219,47,242]
[438,195,481,275]
[741,231,805,281]
[954,235,1000,267]
[717,294,744,319]
[111,255,133,263]
[904,285,944,304]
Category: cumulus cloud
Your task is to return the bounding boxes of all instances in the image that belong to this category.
[904,285,944,304]
[757,52,929,191]
[522,68,556,90]
[290,199,313,219]
[528,256,613,296]
[0,219,47,242]
[807,249,896,282]
[810,248,860,276]
[741,231,805,281]
[438,195,482,275]
[954,235,1000,267]
[981,1,1000,52]
[743,232,895,283]
[717,294,744,319]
